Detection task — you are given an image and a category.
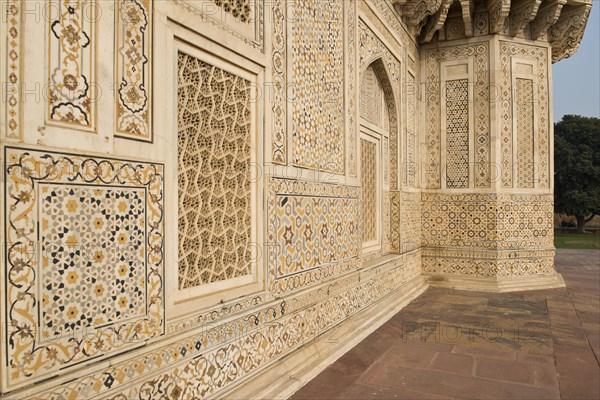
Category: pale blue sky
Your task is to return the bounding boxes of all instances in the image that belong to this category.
[552,2,600,122]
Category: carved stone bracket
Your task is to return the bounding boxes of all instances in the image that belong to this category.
[489,0,512,33]
[460,0,475,37]
[419,0,453,43]
[549,1,592,62]
[530,0,567,40]
[509,0,542,36]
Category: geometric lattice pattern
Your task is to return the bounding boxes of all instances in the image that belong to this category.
[516,78,535,188]
[445,79,470,188]
[422,193,496,248]
[425,43,490,188]
[275,195,359,278]
[212,0,252,22]
[290,0,344,173]
[40,185,146,338]
[360,65,385,128]
[177,52,252,290]
[421,193,554,277]
[361,139,378,243]
[422,193,554,250]
[267,179,361,295]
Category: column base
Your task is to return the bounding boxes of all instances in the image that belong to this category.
[425,271,565,292]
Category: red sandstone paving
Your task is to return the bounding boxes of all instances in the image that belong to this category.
[290,249,600,399]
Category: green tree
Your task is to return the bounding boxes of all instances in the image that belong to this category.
[554,115,600,233]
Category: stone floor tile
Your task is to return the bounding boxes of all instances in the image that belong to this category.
[451,345,518,360]
[516,352,555,364]
[339,383,432,400]
[553,344,600,380]
[366,343,439,369]
[362,364,559,400]
[557,377,600,400]
[533,362,560,388]
[428,352,474,375]
[291,364,360,400]
[550,326,591,347]
[474,356,535,384]
[293,249,598,400]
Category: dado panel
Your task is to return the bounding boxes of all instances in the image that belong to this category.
[267,179,361,295]
[1,147,164,392]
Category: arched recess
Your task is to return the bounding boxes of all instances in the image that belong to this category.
[359,57,399,255]
[360,57,399,191]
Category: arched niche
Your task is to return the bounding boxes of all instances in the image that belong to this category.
[359,57,399,254]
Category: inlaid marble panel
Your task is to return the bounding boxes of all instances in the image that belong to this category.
[445,79,470,189]
[361,139,378,243]
[268,179,361,294]
[516,78,535,188]
[115,0,153,141]
[47,0,95,128]
[2,147,164,391]
[40,185,146,339]
[289,0,345,173]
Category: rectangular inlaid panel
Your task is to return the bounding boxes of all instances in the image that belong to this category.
[115,0,153,141]
[2,147,164,391]
[39,184,147,339]
[290,0,344,173]
[425,43,489,189]
[267,178,361,294]
[499,42,549,188]
[4,0,20,138]
[47,0,95,128]
[177,52,252,290]
[516,78,535,188]
[400,192,422,252]
[445,79,469,188]
[405,72,417,188]
[421,193,553,250]
[361,139,377,243]
[274,195,359,278]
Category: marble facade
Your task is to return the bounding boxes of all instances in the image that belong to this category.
[0,0,591,398]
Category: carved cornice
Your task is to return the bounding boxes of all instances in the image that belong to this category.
[397,0,443,34]
[389,0,590,61]
[549,1,592,62]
